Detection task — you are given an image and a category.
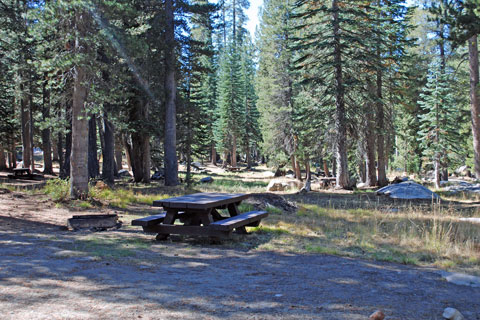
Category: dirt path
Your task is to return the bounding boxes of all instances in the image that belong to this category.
[0,192,479,319]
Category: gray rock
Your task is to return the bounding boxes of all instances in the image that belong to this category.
[356,182,367,188]
[267,180,287,192]
[117,169,132,177]
[151,170,164,180]
[443,307,464,320]
[439,270,480,288]
[200,176,213,183]
[455,165,470,176]
[376,181,439,200]
[444,180,480,193]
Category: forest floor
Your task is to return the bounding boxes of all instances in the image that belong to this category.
[1,166,480,319]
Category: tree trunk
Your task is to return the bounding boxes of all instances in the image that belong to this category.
[114,133,123,174]
[52,138,59,162]
[29,92,35,172]
[123,135,133,172]
[0,148,6,170]
[469,35,480,178]
[291,155,296,177]
[102,112,115,184]
[40,95,52,175]
[20,90,32,170]
[232,134,237,167]
[211,142,217,165]
[97,116,105,160]
[70,10,89,199]
[295,156,302,181]
[88,115,99,179]
[365,109,377,186]
[376,71,388,186]
[246,140,252,168]
[164,0,179,186]
[332,156,337,178]
[9,142,17,169]
[434,155,441,189]
[332,0,349,188]
[359,158,366,184]
[323,159,330,177]
[305,157,311,181]
[130,97,150,183]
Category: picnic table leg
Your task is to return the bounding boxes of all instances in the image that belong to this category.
[198,209,213,226]
[211,209,224,222]
[227,203,247,234]
[155,209,177,240]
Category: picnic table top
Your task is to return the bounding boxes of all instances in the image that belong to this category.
[153,192,249,210]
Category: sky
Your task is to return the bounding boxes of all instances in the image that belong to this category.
[244,0,418,39]
[246,0,263,38]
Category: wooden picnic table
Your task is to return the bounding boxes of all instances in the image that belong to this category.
[8,168,33,179]
[132,192,268,240]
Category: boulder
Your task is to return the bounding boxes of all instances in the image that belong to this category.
[455,165,471,176]
[274,167,286,177]
[151,170,165,180]
[267,180,287,192]
[285,174,295,179]
[117,169,132,178]
[266,179,303,192]
[95,180,109,190]
[200,176,213,183]
[443,307,464,320]
[369,310,385,320]
[376,181,440,200]
[392,176,408,184]
[357,182,367,188]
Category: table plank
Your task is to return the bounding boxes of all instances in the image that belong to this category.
[153,193,248,210]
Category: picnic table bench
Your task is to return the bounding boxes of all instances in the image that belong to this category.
[8,168,33,179]
[225,166,242,172]
[132,193,268,239]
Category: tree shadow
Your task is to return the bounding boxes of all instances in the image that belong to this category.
[1,214,480,319]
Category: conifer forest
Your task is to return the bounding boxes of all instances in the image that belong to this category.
[1,0,480,198]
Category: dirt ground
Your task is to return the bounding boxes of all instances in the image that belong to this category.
[1,191,480,319]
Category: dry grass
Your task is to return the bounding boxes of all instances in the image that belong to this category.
[251,202,480,275]
[38,166,480,275]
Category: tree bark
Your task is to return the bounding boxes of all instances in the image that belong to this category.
[70,10,89,199]
[102,112,115,184]
[376,70,388,187]
[123,135,133,172]
[130,97,150,183]
[323,159,330,177]
[41,109,53,175]
[469,35,480,178]
[232,134,237,167]
[295,156,302,181]
[365,108,377,186]
[0,148,6,170]
[52,138,59,162]
[20,89,32,170]
[114,133,123,174]
[211,142,217,165]
[88,115,99,179]
[164,0,179,186]
[332,0,349,188]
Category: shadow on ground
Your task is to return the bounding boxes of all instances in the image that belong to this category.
[1,215,479,320]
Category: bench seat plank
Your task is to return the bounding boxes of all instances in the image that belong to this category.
[132,213,166,227]
[210,210,268,231]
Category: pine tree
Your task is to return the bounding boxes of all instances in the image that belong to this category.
[214,43,245,167]
[256,0,296,168]
[418,59,461,188]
